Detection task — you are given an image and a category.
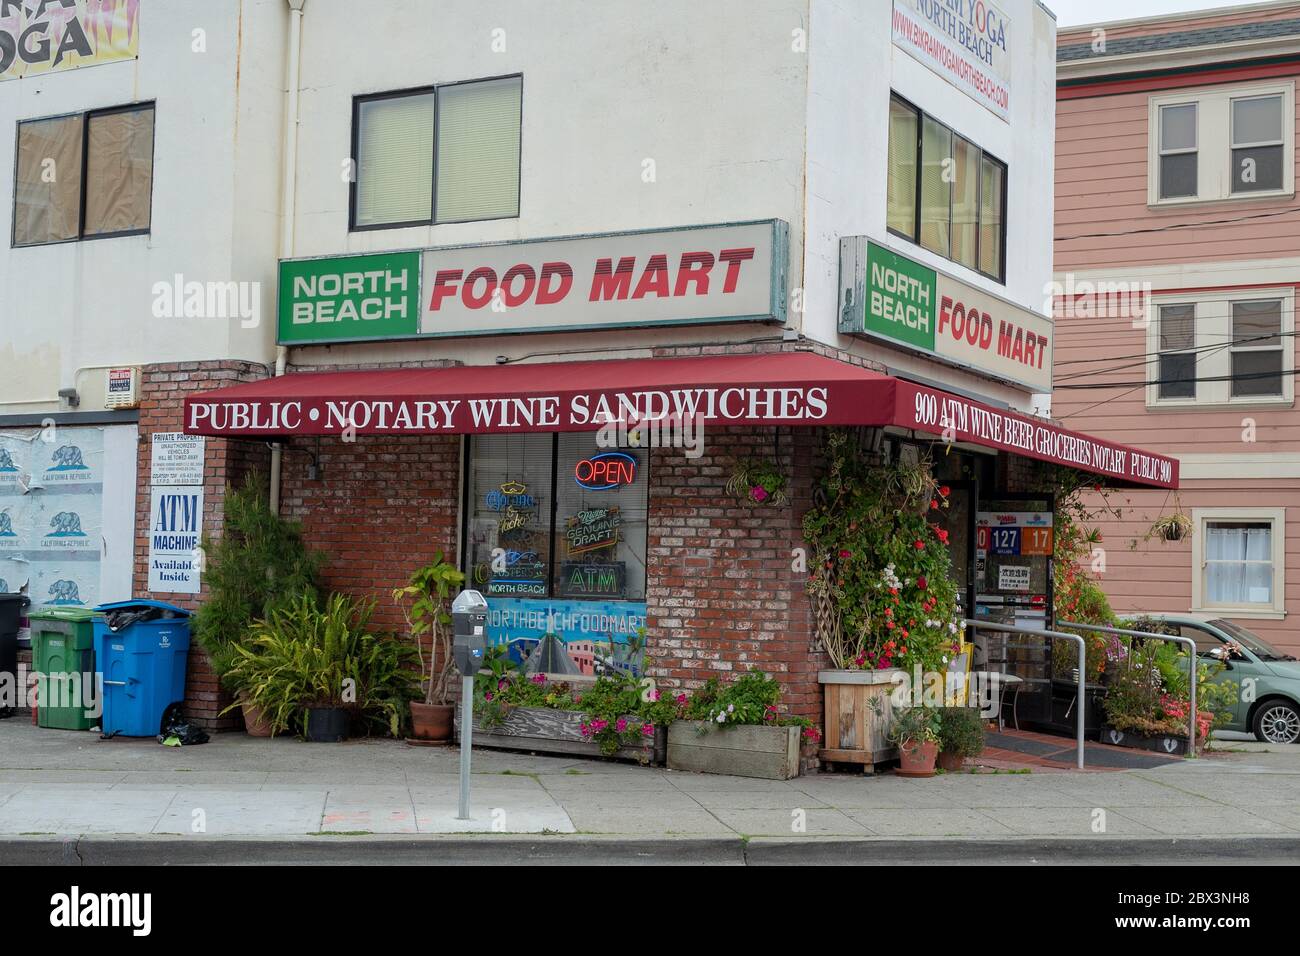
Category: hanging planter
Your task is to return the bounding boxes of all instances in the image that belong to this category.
[1145,495,1193,544]
[725,458,788,506]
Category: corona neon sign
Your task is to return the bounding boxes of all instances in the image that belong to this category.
[574,452,637,490]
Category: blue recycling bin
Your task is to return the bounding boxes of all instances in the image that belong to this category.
[93,600,192,737]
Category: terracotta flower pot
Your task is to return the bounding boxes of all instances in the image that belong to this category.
[896,739,939,777]
[240,698,273,738]
[937,750,965,772]
[408,702,454,744]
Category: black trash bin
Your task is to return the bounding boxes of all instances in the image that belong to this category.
[0,593,30,719]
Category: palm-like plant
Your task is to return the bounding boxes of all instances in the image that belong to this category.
[392,552,466,706]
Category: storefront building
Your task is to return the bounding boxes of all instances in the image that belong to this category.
[3,2,1178,743]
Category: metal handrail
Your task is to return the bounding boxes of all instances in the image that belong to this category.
[1057,621,1198,759]
[964,619,1086,769]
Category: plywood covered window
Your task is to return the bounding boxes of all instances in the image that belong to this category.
[13,103,154,247]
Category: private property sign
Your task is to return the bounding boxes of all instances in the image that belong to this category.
[839,238,1053,393]
[891,0,1011,121]
[276,221,786,344]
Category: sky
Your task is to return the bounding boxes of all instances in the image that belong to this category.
[1051,0,1271,27]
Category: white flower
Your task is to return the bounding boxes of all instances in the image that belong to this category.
[716,712,726,723]
[727,704,735,713]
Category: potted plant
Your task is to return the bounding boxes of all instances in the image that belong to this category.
[803,431,964,771]
[667,672,819,780]
[1147,511,1193,543]
[936,706,985,771]
[467,654,674,765]
[393,552,465,744]
[220,593,418,742]
[889,706,941,777]
[725,458,788,505]
[193,475,323,734]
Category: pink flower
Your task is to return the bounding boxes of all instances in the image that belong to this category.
[751,486,769,502]
[616,718,628,733]
[652,690,661,702]
[641,723,655,737]
[579,722,590,737]
[530,673,547,685]
[484,692,494,702]
[676,694,688,706]
[839,549,852,558]
[498,679,508,691]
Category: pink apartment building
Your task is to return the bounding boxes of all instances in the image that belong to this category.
[1054,1,1300,655]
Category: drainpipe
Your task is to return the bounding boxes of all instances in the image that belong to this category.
[269,0,306,514]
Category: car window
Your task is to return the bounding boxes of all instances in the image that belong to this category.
[1180,625,1225,655]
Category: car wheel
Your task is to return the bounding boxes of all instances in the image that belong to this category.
[1252,700,1300,744]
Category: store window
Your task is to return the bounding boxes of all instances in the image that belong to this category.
[13,103,155,247]
[1147,291,1294,407]
[351,75,522,230]
[465,433,649,600]
[464,433,650,676]
[1191,508,1285,617]
[886,94,1007,282]
[1148,82,1295,204]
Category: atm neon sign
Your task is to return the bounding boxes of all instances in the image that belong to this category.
[574,452,637,490]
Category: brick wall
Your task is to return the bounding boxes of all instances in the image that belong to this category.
[278,433,461,689]
[644,426,829,748]
[134,360,270,729]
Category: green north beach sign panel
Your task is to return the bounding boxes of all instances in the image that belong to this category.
[859,241,936,351]
[278,251,421,344]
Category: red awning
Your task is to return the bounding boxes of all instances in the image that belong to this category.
[183,352,1178,488]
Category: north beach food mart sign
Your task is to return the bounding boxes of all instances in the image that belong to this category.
[277,220,787,344]
[839,238,1054,393]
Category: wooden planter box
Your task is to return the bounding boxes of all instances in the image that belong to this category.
[1100,723,1194,757]
[818,669,906,773]
[666,721,801,780]
[455,704,660,763]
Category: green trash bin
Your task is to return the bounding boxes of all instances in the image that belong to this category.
[30,607,100,730]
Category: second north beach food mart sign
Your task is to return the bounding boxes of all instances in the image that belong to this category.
[277,220,787,345]
[839,238,1053,393]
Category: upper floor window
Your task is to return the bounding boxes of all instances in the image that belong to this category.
[886,94,1006,283]
[12,103,154,247]
[1149,82,1294,205]
[1147,290,1294,408]
[351,75,522,230]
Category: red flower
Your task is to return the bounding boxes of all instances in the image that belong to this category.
[839,549,852,558]
[939,486,951,497]
[914,540,925,550]
[917,576,928,590]
[930,499,939,510]
[887,621,896,629]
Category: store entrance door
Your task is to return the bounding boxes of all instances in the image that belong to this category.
[933,479,976,620]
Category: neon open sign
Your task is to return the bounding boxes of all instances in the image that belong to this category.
[574,452,637,490]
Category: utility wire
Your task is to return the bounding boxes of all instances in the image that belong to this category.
[1055,204,1300,241]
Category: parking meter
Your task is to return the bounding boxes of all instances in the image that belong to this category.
[450,589,487,820]
[451,589,488,676]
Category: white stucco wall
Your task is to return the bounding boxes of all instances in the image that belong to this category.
[287,0,811,369]
[0,0,286,416]
[803,0,1057,411]
[2,0,1057,412]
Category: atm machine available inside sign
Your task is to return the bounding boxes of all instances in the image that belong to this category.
[841,239,1053,393]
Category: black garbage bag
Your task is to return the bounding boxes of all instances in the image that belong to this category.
[158,712,209,747]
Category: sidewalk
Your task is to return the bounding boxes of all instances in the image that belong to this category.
[2,720,1299,855]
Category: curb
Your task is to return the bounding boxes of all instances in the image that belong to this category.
[4,835,1300,865]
